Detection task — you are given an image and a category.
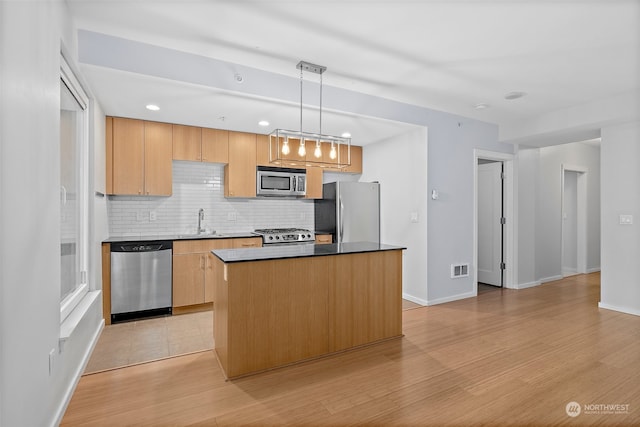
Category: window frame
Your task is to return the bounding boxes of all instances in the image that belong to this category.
[59,55,90,323]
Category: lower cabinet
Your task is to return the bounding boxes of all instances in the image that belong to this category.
[315,234,332,244]
[172,238,261,309]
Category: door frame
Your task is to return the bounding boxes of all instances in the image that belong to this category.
[473,149,515,293]
[561,164,588,276]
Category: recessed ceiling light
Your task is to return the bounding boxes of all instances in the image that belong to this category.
[341,132,351,138]
[145,104,160,111]
[504,91,527,100]
[258,120,270,127]
[474,103,490,110]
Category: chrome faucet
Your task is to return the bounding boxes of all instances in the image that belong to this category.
[198,208,205,234]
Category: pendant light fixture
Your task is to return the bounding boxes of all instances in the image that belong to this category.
[268,61,351,168]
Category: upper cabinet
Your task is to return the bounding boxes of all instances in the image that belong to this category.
[172,124,202,161]
[173,125,229,164]
[224,131,257,198]
[107,117,172,196]
[322,144,362,174]
[106,116,361,198]
[201,128,229,163]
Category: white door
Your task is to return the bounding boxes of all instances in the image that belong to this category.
[477,161,503,286]
[562,170,578,276]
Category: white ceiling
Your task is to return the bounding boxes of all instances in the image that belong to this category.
[67,0,640,145]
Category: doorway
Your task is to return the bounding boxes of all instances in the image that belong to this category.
[561,165,588,276]
[473,149,514,293]
[477,160,504,287]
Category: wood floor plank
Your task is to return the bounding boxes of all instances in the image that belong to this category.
[62,273,640,426]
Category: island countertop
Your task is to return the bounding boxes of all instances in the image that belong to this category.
[211,241,406,263]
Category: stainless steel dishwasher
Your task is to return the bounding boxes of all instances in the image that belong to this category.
[110,240,172,323]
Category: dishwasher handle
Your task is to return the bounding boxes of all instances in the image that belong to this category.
[111,240,173,252]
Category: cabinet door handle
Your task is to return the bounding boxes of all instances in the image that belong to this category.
[200,255,205,270]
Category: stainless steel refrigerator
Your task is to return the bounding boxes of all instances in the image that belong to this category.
[314,181,380,244]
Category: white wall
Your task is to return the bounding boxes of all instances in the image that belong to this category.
[0,1,103,425]
[360,128,429,304]
[599,121,640,316]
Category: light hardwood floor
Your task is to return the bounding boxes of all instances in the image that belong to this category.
[62,273,640,426]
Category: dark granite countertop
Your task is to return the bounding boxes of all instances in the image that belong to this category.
[104,232,257,243]
[211,241,405,263]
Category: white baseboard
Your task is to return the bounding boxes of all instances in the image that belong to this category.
[539,275,563,284]
[402,293,428,306]
[515,281,541,289]
[598,302,640,317]
[587,267,601,274]
[562,268,578,277]
[426,290,476,306]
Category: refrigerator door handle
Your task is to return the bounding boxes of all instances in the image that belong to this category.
[339,197,344,243]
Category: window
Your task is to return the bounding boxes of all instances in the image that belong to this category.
[59,56,89,322]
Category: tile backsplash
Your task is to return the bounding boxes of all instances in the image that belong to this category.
[107,161,315,237]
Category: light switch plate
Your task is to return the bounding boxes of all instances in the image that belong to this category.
[619,214,633,225]
[410,212,419,223]
[149,211,157,221]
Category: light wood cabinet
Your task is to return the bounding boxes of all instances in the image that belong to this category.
[232,237,262,248]
[315,234,332,244]
[173,237,262,309]
[173,125,229,164]
[225,131,257,197]
[305,167,323,199]
[213,249,403,378]
[256,134,270,166]
[107,117,172,195]
[172,124,202,161]
[173,239,232,308]
[144,121,173,195]
[326,144,362,174]
[202,128,229,163]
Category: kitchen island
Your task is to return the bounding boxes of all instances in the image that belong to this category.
[210,242,405,379]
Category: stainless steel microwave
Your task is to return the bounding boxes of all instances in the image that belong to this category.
[256,167,306,197]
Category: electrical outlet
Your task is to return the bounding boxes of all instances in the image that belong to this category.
[149,211,157,221]
[227,212,237,221]
[136,211,145,222]
[410,212,419,223]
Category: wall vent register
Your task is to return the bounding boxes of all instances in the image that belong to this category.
[451,263,469,278]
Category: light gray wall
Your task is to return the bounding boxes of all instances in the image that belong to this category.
[536,143,601,281]
[0,1,103,425]
[600,121,640,315]
[360,128,429,303]
[426,119,512,304]
[516,142,601,286]
[516,147,539,286]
